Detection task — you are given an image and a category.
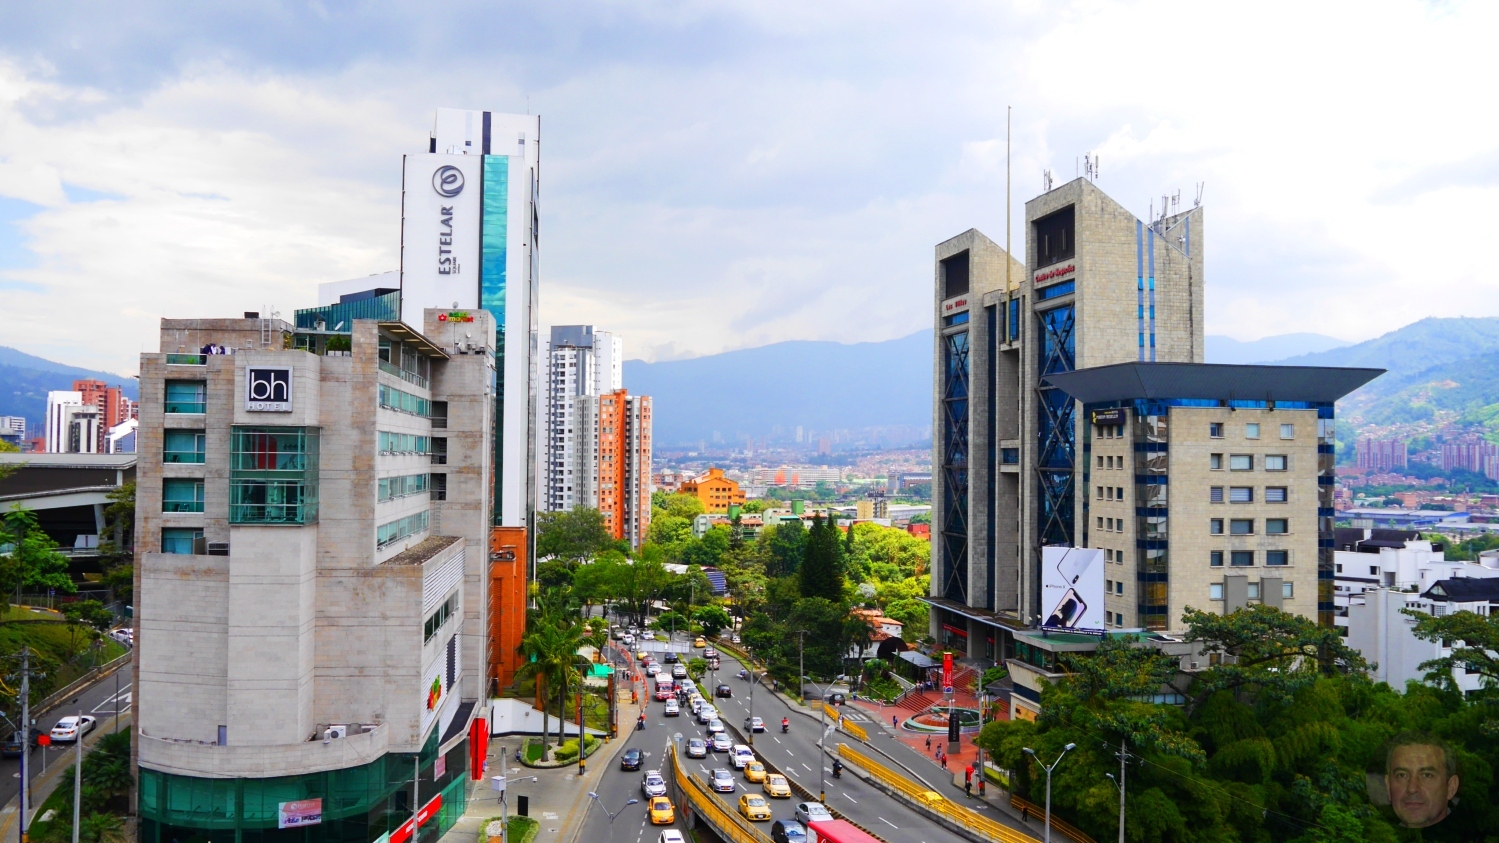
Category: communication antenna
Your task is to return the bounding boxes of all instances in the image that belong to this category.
[1194,182,1205,207]
[1083,153,1099,181]
[1043,169,1053,193]
[1171,190,1180,213]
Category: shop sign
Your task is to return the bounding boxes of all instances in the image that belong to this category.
[1035,264,1075,283]
[246,367,292,412]
[278,799,322,829]
[1091,408,1126,425]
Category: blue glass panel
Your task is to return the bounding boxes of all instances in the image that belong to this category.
[941,330,970,603]
[1035,280,1074,301]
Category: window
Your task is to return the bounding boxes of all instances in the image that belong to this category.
[161,528,203,555]
[378,384,432,417]
[942,311,970,327]
[1247,582,1260,600]
[1001,448,1019,464]
[162,479,205,513]
[1209,423,1224,438]
[1282,582,1294,598]
[1210,583,1224,600]
[1266,518,1288,535]
[1230,519,1254,535]
[430,473,447,502]
[1116,487,1125,499]
[1266,550,1289,566]
[377,509,430,548]
[1210,453,1223,470]
[1231,550,1254,566]
[1210,551,1224,567]
[1266,486,1288,503]
[1033,205,1075,267]
[1115,581,1124,595]
[229,427,318,524]
[1229,487,1254,503]
[1036,280,1075,301]
[378,431,432,454]
[1265,455,1287,471]
[431,437,448,465]
[1098,485,1105,499]
[1107,578,1113,593]
[165,380,207,414]
[1245,423,1260,439]
[941,251,970,298]
[1210,518,1224,535]
[378,473,429,502]
[1369,565,1379,576]
[163,429,206,464]
[1280,424,1295,439]
[424,593,458,642]
[1097,456,1104,468]
[1229,454,1253,471]
[1097,516,1104,528]
[1210,486,1224,503]
[1106,611,1114,625]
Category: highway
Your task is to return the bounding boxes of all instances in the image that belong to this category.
[0,659,132,809]
[578,632,955,843]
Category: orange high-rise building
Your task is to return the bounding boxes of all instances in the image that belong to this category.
[73,378,136,452]
[596,390,653,546]
[489,526,529,691]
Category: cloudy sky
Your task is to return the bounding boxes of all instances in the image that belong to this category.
[0,0,1493,375]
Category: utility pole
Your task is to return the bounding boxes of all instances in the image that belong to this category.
[796,630,808,703]
[500,747,509,843]
[1024,743,1076,843]
[1106,739,1128,843]
[577,671,586,776]
[17,646,40,843]
[70,708,81,843]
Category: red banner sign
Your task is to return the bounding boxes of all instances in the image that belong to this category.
[943,298,968,313]
[390,794,443,843]
[942,652,953,691]
[1034,264,1075,283]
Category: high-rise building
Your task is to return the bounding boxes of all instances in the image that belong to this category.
[134,310,495,843]
[541,325,621,513]
[597,389,653,546]
[0,416,25,448]
[1356,437,1407,472]
[73,378,138,452]
[45,390,100,454]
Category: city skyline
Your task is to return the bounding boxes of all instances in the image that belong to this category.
[1,1,1495,375]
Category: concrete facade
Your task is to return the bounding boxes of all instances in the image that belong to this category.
[134,310,495,790]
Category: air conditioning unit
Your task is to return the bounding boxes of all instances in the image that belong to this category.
[325,725,348,740]
[208,542,230,556]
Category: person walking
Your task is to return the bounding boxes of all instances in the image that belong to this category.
[964,764,974,797]
[1021,805,1029,823]
[925,735,932,752]
[892,715,898,729]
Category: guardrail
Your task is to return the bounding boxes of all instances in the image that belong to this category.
[668,742,773,843]
[1009,795,1095,843]
[718,721,887,843]
[837,743,1039,843]
[822,703,869,742]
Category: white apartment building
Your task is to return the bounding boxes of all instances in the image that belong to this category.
[45,390,100,454]
[541,325,620,513]
[1332,529,1499,631]
[1347,577,1499,694]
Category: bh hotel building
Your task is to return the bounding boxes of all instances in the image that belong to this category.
[926,177,1380,666]
[133,107,539,843]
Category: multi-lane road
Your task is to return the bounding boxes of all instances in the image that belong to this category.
[575,633,958,843]
[0,661,132,808]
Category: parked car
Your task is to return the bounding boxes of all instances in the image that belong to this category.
[108,628,133,646]
[686,738,708,759]
[49,716,96,744]
[664,699,680,717]
[771,820,806,843]
[711,733,734,753]
[620,748,644,771]
[794,803,833,824]
[711,769,736,793]
[0,728,42,758]
[744,716,764,733]
[715,684,732,698]
[731,745,754,769]
[738,794,772,822]
[641,771,668,798]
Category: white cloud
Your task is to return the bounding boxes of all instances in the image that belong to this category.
[0,0,1496,372]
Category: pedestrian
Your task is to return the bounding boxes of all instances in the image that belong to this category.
[978,776,986,797]
[892,715,898,729]
[965,778,972,797]
[1021,806,1029,823]
[941,752,948,770]
[926,735,932,751]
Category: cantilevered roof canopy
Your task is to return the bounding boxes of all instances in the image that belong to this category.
[378,321,450,359]
[1041,362,1382,405]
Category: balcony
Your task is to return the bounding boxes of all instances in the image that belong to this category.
[379,360,428,389]
[165,354,207,366]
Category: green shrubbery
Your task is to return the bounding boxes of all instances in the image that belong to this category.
[552,735,601,763]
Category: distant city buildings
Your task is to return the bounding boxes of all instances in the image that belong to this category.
[45,378,138,454]
[748,466,842,487]
[0,415,27,448]
[1356,437,1407,472]
[538,325,653,546]
[1442,441,1499,478]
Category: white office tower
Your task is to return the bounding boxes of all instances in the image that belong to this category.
[45,390,99,454]
[542,326,622,512]
[400,107,540,529]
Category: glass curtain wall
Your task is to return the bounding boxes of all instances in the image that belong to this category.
[940,328,970,603]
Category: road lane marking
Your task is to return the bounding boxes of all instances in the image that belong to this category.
[773,737,781,744]
[879,818,898,829]
[801,763,812,772]
[842,793,857,803]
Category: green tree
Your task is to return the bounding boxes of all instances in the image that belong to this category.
[655,493,705,521]
[762,519,808,578]
[517,616,584,748]
[740,500,768,514]
[535,508,617,563]
[0,507,75,604]
[681,525,730,568]
[646,515,692,550]
[693,605,732,637]
[798,514,844,601]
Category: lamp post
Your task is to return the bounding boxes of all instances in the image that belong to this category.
[1023,743,1076,843]
[796,630,809,702]
[805,678,830,803]
[586,792,639,841]
[1106,738,1128,843]
[494,748,539,843]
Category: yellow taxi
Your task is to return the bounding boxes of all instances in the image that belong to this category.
[737,794,773,822]
[638,650,650,661]
[693,637,707,649]
[762,773,792,798]
[744,761,767,783]
[648,796,676,825]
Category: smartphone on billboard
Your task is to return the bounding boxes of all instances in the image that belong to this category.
[1045,588,1087,628]
[1056,548,1098,586]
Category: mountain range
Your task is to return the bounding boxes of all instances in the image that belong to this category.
[0,347,138,435]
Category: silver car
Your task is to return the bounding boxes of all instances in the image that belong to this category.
[794,802,833,824]
[706,719,725,735]
[711,769,736,793]
[642,771,668,798]
[686,738,708,758]
[711,733,734,752]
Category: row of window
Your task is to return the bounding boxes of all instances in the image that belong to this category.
[377,510,429,548]
[425,593,458,643]
[1211,549,1291,566]
[1096,455,1126,469]
[1209,517,1290,535]
[1210,453,1290,471]
[1210,580,1295,600]
[379,432,432,455]
[378,384,432,417]
[1096,485,1126,500]
[378,473,429,502]
[1097,516,1124,532]
[1209,422,1295,440]
[1209,486,1290,503]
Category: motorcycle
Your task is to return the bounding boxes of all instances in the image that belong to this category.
[832,761,843,779]
[781,722,789,734]
[738,669,748,680]
[636,715,646,732]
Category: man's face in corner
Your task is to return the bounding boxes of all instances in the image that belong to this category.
[1387,743,1459,828]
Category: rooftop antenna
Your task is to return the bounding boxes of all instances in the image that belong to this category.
[1006,105,1011,292]
[1194,182,1205,207]
[1043,169,1054,192]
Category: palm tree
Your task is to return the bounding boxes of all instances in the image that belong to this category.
[518,616,586,749]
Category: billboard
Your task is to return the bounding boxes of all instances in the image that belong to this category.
[1041,546,1105,630]
[278,799,322,829]
[400,154,483,327]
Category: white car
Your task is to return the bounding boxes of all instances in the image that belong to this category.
[659,832,686,843]
[696,706,718,725]
[745,716,765,733]
[706,719,725,736]
[642,771,668,798]
[49,716,97,744]
[671,664,687,679]
[711,733,734,752]
[731,745,754,769]
[730,634,741,644]
[711,769,736,792]
[664,699,680,717]
[689,696,705,714]
[108,628,133,646]
[703,648,719,659]
[646,664,661,676]
[794,802,834,824]
[623,634,636,647]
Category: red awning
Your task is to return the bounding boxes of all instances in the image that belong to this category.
[806,820,886,843]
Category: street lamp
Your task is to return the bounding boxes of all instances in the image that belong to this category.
[1023,743,1076,843]
[586,792,640,840]
[796,630,809,702]
[805,677,832,803]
